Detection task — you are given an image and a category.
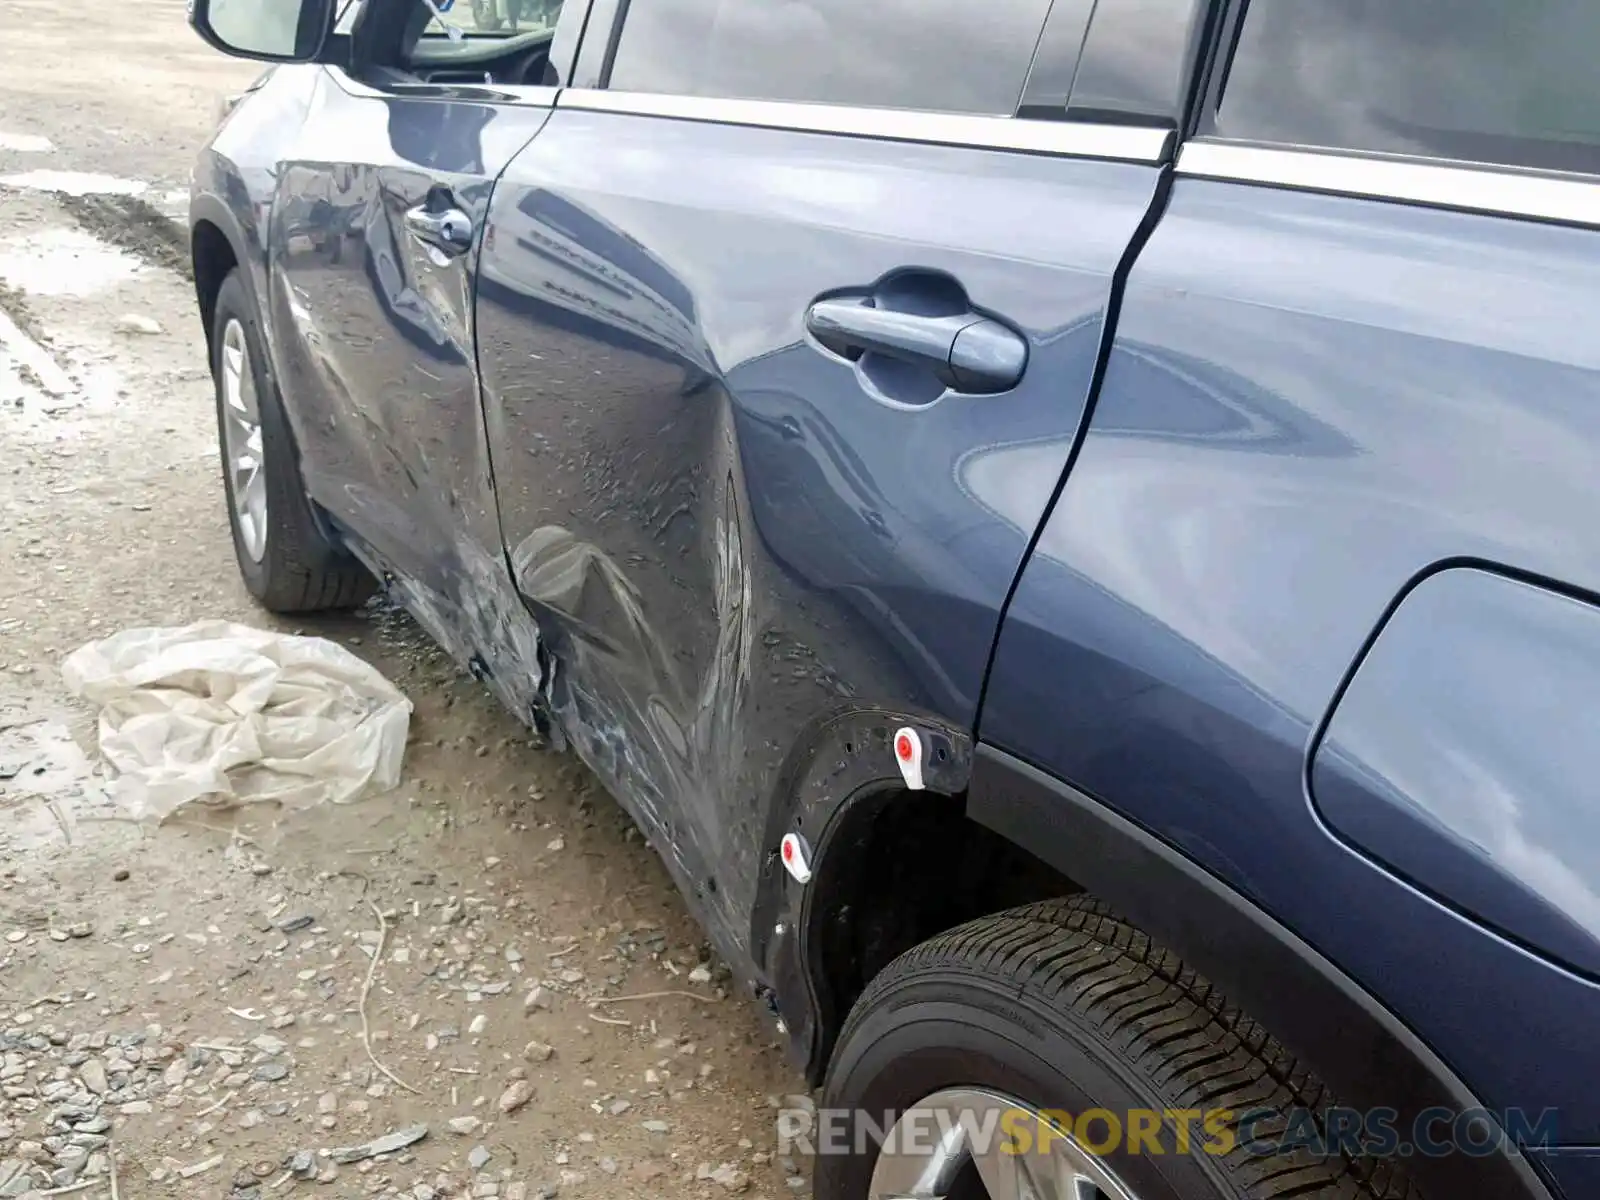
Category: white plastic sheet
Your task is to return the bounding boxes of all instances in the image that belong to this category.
[61,621,412,820]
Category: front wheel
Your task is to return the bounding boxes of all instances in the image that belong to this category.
[211,269,374,613]
[817,896,1420,1200]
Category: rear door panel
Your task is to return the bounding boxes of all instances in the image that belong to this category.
[980,176,1600,1139]
[477,100,1163,952]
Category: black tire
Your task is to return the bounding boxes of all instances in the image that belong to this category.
[211,269,374,613]
[817,896,1420,1200]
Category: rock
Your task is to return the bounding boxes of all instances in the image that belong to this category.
[687,965,713,984]
[608,1099,631,1116]
[522,1040,554,1063]
[327,1124,429,1165]
[119,1101,152,1115]
[641,1120,670,1134]
[179,1154,224,1178]
[467,1015,487,1036]
[66,923,91,940]
[446,1117,482,1137]
[249,1035,287,1056]
[467,1145,491,1170]
[522,988,549,1012]
[252,1061,290,1082]
[287,1150,315,1178]
[77,1060,107,1095]
[318,1092,338,1115]
[277,915,315,934]
[700,1163,750,1193]
[116,314,163,335]
[497,1080,534,1115]
[632,1162,668,1183]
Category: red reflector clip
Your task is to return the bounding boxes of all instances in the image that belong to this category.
[780,832,813,884]
[893,725,925,791]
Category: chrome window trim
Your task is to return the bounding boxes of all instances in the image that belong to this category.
[560,88,1172,162]
[1178,140,1600,228]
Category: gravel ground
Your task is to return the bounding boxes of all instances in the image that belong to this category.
[0,3,808,1198]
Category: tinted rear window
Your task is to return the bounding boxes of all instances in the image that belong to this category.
[608,0,1055,117]
[1215,0,1600,175]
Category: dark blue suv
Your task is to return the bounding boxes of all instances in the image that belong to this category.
[185,0,1600,1196]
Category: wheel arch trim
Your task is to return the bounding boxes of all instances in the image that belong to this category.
[751,707,975,1078]
[188,191,253,346]
[965,742,1557,1200]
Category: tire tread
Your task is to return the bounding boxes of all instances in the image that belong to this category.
[842,895,1421,1200]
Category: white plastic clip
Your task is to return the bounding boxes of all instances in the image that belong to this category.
[893,726,925,791]
[779,832,813,884]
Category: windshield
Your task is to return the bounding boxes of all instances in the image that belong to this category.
[425,0,562,38]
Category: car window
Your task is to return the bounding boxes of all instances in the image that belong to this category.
[1214,0,1600,175]
[607,0,1056,117]
[1067,0,1205,126]
[425,0,562,38]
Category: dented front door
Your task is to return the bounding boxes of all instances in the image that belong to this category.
[265,71,554,716]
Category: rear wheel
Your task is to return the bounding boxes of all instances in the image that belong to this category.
[817,896,1420,1200]
[211,269,374,613]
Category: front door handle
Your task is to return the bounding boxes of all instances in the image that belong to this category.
[805,297,1027,394]
[404,204,474,256]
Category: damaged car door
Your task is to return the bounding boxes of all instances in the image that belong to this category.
[475,0,1176,954]
[261,0,568,717]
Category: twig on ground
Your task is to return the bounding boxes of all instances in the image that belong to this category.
[588,1012,632,1027]
[596,990,718,1005]
[39,1180,97,1196]
[109,1139,121,1200]
[361,898,422,1095]
[193,1090,235,1117]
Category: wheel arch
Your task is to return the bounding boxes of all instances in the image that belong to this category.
[754,709,1088,1090]
[190,193,249,358]
[958,743,1558,1200]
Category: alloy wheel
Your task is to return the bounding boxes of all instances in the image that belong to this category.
[869,1089,1142,1200]
[219,317,268,563]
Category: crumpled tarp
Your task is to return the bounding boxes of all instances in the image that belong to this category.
[61,621,412,820]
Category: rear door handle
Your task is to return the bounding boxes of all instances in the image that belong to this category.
[404,204,474,256]
[805,297,1027,394]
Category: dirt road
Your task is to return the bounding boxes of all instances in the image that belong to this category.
[0,3,807,1198]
